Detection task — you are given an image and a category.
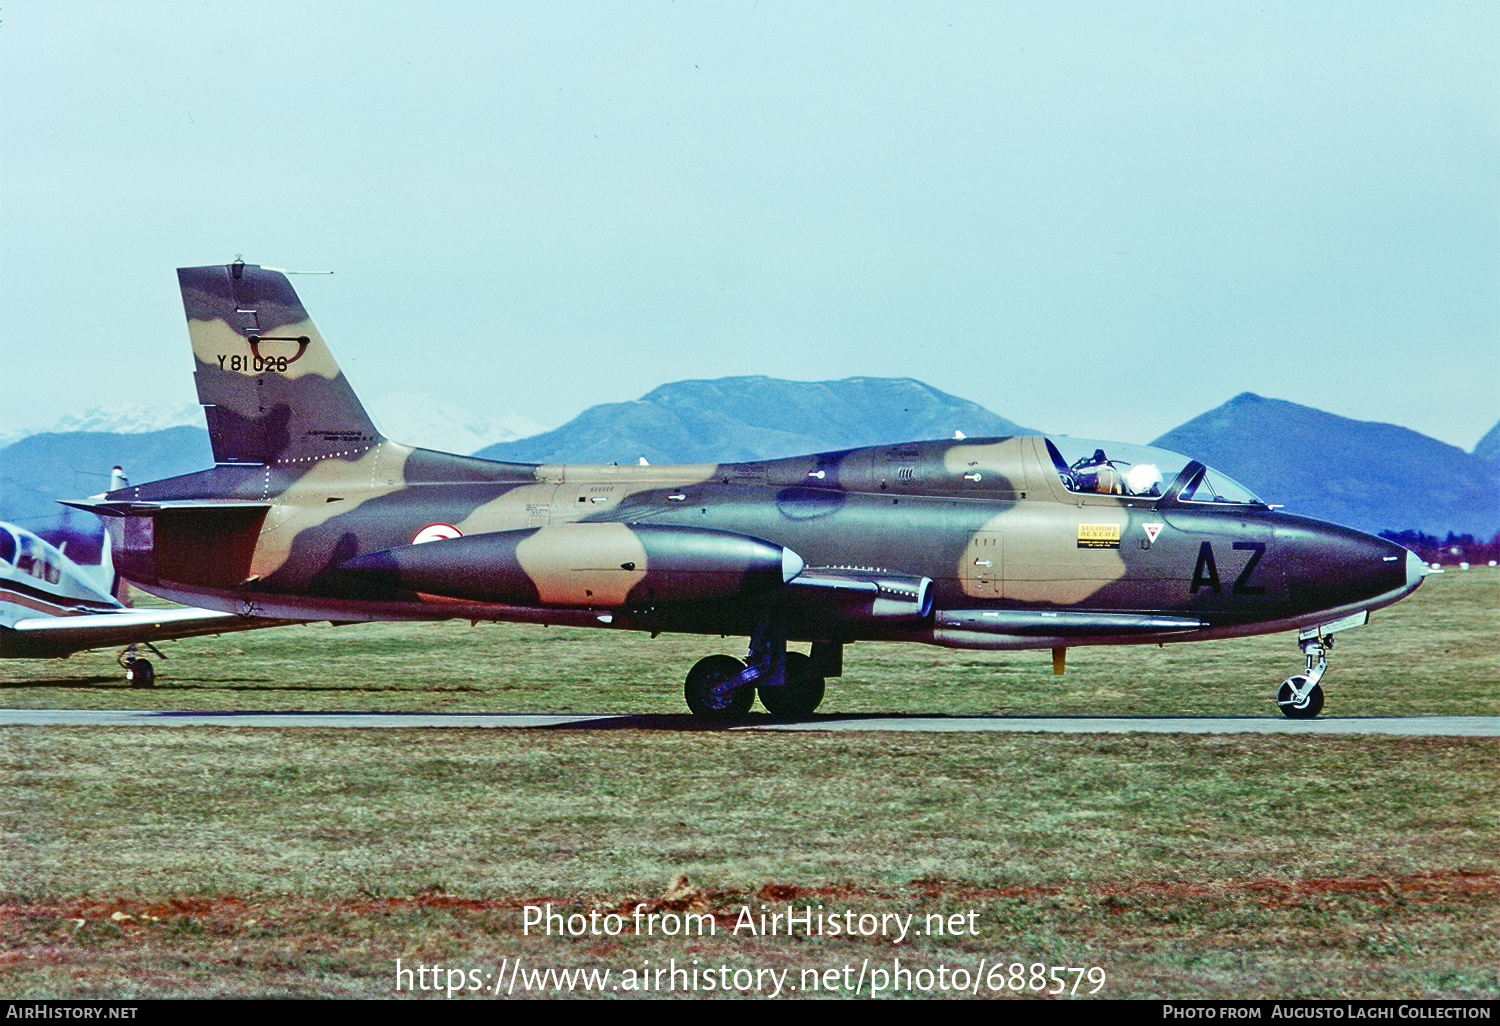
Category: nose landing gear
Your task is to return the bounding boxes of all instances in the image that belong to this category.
[1276,636,1329,719]
[1273,611,1368,719]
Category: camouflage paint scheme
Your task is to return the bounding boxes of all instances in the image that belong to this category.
[71,264,1424,702]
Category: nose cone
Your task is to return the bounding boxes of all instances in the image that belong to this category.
[1276,517,1416,614]
[782,547,805,583]
[1405,548,1428,592]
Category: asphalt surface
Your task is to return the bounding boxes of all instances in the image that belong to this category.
[2,709,1496,735]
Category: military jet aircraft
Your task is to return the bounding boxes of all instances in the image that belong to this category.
[66,262,1427,719]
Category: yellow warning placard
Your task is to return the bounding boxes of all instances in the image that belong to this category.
[1077,523,1122,549]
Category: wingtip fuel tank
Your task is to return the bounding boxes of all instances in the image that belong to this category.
[339,524,801,608]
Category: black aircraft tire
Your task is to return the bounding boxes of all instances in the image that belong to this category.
[1276,677,1323,719]
[758,653,826,719]
[127,659,156,689]
[685,655,754,720]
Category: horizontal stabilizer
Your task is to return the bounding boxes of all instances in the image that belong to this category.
[61,499,272,518]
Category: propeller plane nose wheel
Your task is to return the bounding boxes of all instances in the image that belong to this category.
[685,655,754,721]
[125,658,155,689]
[117,646,156,689]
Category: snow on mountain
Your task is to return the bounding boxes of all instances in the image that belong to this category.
[0,402,204,448]
[365,393,543,454]
[0,395,543,456]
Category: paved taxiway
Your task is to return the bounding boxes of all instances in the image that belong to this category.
[2,710,1496,735]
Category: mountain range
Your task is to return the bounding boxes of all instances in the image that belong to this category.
[2,382,1496,543]
[1152,394,1499,536]
[1475,420,1500,465]
[473,377,1034,466]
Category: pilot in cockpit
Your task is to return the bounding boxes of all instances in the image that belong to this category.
[1071,449,1123,494]
[1068,449,1164,497]
[1123,463,1164,497]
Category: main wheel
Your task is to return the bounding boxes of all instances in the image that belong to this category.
[685,655,754,720]
[1276,676,1323,719]
[126,658,156,689]
[758,652,826,719]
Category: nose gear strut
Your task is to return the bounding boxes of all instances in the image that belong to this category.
[1273,611,1370,719]
[1276,635,1330,719]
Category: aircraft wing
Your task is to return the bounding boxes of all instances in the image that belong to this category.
[4,607,289,657]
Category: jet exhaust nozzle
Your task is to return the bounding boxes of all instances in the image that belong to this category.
[773,568,935,623]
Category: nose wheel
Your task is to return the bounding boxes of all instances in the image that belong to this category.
[1276,636,1330,719]
[1276,675,1323,718]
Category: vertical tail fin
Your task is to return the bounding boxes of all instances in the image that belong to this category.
[103,467,129,605]
[179,261,383,465]
[98,519,130,606]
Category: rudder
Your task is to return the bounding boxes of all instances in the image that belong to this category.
[179,261,382,465]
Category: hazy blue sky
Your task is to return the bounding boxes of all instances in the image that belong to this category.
[2,2,1495,448]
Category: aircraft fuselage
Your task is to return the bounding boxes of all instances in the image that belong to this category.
[101,434,1421,652]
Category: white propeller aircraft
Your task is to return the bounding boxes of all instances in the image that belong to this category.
[1,470,281,685]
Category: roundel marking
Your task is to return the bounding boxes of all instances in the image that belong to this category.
[412,524,462,545]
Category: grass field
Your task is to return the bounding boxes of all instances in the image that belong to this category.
[1,570,1497,999]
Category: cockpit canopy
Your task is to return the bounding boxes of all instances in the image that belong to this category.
[0,525,65,584]
[1045,437,1264,505]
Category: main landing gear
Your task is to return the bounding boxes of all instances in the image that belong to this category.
[683,620,839,722]
[684,654,753,719]
[1273,611,1368,719]
[117,643,163,688]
